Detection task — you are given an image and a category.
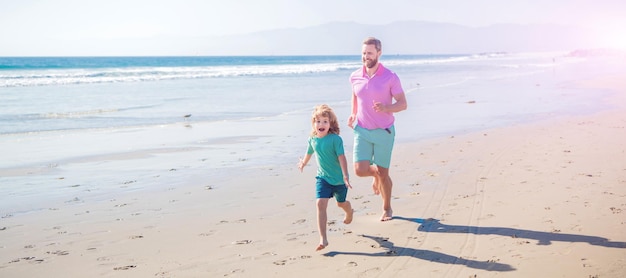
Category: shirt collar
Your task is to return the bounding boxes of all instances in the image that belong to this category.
[362,63,385,77]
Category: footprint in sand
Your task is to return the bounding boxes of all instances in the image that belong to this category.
[47,250,69,256]
[273,260,287,265]
[284,232,298,241]
[272,255,312,266]
[293,219,306,224]
[199,230,215,237]
[232,240,252,245]
[114,265,136,270]
[10,257,36,263]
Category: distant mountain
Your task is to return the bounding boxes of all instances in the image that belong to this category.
[196,21,595,55]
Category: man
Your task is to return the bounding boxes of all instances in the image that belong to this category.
[348,37,407,221]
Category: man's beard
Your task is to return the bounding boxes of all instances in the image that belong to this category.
[363,57,378,69]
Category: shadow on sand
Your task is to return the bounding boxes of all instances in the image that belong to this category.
[394,217,626,248]
[323,233,515,272]
[323,217,625,272]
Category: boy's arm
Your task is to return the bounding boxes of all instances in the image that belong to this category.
[338,154,351,188]
[298,153,312,172]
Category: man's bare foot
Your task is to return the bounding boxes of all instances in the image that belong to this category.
[372,177,380,195]
[344,209,354,224]
[316,241,328,251]
[380,209,393,221]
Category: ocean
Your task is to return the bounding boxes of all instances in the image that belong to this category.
[1,53,609,136]
[0,54,467,135]
[0,53,622,211]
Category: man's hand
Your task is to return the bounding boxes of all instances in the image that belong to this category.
[372,100,386,112]
[347,114,356,129]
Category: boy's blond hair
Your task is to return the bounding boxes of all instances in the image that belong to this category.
[310,104,340,137]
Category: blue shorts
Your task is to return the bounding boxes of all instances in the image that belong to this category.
[316,177,348,203]
[353,124,395,168]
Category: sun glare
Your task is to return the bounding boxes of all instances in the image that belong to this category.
[592,20,626,50]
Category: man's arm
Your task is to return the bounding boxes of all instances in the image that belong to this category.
[373,92,407,113]
[347,91,358,128]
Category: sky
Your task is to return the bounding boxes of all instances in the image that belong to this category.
[1,0,625,56]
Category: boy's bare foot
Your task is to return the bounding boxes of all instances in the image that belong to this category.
[316,241,328,251]
[380,209,393,221]
[344,209,354,224]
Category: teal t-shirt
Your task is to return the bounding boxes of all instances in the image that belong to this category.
[307,133,345,185]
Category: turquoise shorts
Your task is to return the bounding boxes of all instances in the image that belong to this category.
[316,177,348,202]
[353,124,395,168]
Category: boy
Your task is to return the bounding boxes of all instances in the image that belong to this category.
[299,104,354,251]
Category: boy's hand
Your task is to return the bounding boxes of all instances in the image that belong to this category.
[298,157,305,172]
[344,176,352,189]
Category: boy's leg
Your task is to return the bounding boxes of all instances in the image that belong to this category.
[316,198,330,251]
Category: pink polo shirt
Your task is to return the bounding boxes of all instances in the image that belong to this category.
[349,63,404,129]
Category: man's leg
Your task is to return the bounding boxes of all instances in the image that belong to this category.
[354,161,380,194]
[337,200,353,224]
[377,165,393,221]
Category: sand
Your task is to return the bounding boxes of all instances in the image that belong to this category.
[1,74,625,277]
